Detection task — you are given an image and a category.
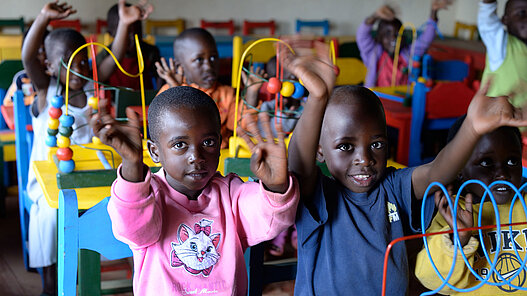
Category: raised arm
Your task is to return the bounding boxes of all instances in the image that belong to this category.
[22,1,76,110]
[412,81,527,199]
[478,0,507,71]
[283,41,336,196]
[97,0,153,83]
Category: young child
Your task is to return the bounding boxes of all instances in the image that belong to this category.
[283,39,527,295]
[479,0,527,109]
[91,86,299,294]
[22,2,94,295]
[155,28,237,148]
[96,0,161,90]
[415,117,526,294]
[357,0,450,87]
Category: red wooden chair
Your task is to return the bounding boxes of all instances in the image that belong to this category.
[49,19,81,32]
[200,19,235,35]
[242,20,275,36]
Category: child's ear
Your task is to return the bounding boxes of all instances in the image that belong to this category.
[147,139,161,163]
[44,59,54,76]
[316,145,325,163]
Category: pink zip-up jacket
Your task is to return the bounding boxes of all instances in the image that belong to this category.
[108,166,299,295]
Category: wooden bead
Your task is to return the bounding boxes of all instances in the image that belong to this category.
[50,95,64,108]
[48,118,60,130]
[267,77,282,94]
[58,160,75,173]
[59,114,75,127]
[280,81,295,97]
[45,135,57,147]
[48,107,62,119]
[57,135,70,148]
[56,147,73,161]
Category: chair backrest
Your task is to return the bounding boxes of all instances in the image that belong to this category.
[49,19,82,32]
[295,19,330,36]
[0,17,25,33]
[231,36,277,88]
[335,57,367,85]
[201,19,235,35]
[242,20,275,36]
[145,19,185,35]
[13,90,34,270]
[96,19,108,35]
[454,21,478,40]
[0,60,23,91]
[421,53,472,83]
[113,88,158,118]
[58,189,133,296]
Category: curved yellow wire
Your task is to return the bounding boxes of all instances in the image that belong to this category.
[233,38,295,141]
[64,35,147,138]
[391,22,416,88]
[329,39,337,65]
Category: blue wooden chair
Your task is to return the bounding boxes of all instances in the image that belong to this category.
[408,54,475,166]
[58,189,133,296]
[13,89,34,271]
[224,157,297,295]
[295,19,330,36]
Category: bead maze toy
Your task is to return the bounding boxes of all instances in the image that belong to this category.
[45,35,149,175]
[229,37,337,159]
[381,180,527,295]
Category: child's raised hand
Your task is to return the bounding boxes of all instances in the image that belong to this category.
[435,188,474,247]
[375,5,396,21]
[241,65,267,107]
[466,80,527,136]
[91,98,143,171]
[281,40,336,101]
[41,1,76,21]
[432,0,453,11]
[155,57,183,88]
[118,0,153,26]
[237,112,289,193]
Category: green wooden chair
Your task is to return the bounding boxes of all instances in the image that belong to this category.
[0,18,25,33]
[113,88,158,119]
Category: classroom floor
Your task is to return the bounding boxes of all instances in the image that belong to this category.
[0,187,294,296]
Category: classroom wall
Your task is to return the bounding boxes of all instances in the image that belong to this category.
[0,0,508,37]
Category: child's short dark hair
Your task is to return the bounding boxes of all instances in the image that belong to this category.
[447,114,522,146]
[173,28,216,59]
[329,85,386,125]
[148,86,221,141]
[44,28,86,64]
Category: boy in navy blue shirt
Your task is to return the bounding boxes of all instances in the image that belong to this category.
[283,41,527,295]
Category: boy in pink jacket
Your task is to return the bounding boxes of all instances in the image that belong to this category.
[91,86,299,295]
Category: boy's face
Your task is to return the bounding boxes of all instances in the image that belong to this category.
[176,38,219,89]
[48,48,89,91]
[503,0,527,43]
[461,129,523,204]
[148,106,221,199]
[378,23,399,56]
[319,102,388,193]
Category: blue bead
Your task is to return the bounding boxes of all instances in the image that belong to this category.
[291,82,305,99]
[58,160,75,173]
[59,114,75,127]
[45,135,57,147]
[51,95,64,108]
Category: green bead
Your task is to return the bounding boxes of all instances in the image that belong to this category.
[59,126,73,137]
[47,128,58,136]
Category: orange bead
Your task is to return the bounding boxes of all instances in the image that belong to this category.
[267,77,282,94]
[48,107,62,119]
[56,147,73,161]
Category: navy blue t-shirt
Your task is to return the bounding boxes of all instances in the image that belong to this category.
[294,167,435,295]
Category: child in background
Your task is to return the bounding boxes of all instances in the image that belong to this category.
[155,28,237,148]
[479,0,527,109]
[415,116,526,294]
[97,0,161,90]
[91,86,299,295]
[22,2,94,295]
[283,38,527,295]
[357,0,451,87]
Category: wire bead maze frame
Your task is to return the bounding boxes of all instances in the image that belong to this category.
[381,180,527,296]
[46,35,147,173]
[231,37,337,158]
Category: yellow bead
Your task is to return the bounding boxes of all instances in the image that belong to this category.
[88,96,99,110]
[92,136,102,145]
[280,81,295,97]
[48,118,60,130]
[57,135,70,148]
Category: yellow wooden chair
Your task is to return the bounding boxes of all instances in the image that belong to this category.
[335,57,367,85]
[453,21,478,40]
[145,19,185,35]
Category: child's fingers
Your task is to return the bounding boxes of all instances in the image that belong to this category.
[243,113,264,144]
[273,116,286,145]
[236,126,256,151]
[478,77,492,96]
[160,57,169,71]
[258,112,274,142]
[168,57,175,71]
[125,108,142,130]
[465,193,473,216]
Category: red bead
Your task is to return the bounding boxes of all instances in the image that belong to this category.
[56,147,73,161]
[48,107,63,119]
[267,77,282,94]
[333,65,340,76]
[425,79,434,88]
